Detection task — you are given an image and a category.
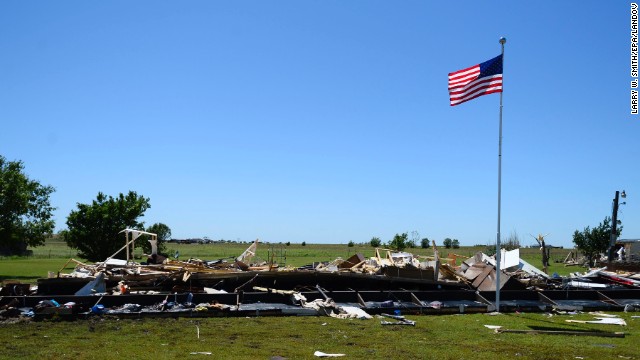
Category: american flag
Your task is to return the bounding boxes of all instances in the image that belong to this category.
[448,54,503,106]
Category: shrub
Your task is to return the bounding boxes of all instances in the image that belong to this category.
[370,237,382,247]
[388,233,408,251]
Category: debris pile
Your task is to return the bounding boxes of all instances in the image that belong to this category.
[4,228,640,321]
[567,267,640,289]
[439,249,550,291]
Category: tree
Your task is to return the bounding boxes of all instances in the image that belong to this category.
[406,231,419,249]
[347,240,355,247]
[146,222,171,242]
[504,230,521,250]
[64,191,150,262]
[452,239,460,249]
[0,156,56,255]
[420,238,430,249]
[484,244,497,256]
[443,238,453,249]
[573,216,621,264]
[388,232,408,251]
[410,231,420,247]
[370,237,382,247]
[301,241,306,246]
[143,222,171,255]
[532,233,550,274]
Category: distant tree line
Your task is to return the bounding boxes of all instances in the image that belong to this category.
[368,232,461,251]
[4,155,621,266]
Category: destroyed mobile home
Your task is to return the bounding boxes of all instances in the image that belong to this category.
[2,229,640,321]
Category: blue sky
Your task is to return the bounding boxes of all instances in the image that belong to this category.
[1,1,638,247]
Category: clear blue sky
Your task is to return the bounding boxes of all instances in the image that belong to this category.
[1,1,638,247]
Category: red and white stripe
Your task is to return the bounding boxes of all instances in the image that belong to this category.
[448,65,502,106]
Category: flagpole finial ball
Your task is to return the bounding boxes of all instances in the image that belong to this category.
[499,37,507,44]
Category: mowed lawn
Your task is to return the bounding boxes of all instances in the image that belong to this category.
[0,312,637,360]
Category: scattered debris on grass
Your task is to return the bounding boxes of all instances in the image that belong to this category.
[4,229,640,321]
[313,351,346,357]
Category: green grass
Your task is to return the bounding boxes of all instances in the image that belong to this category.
[0,242,631,359]
[0,258,71,283]
[27,240,81,259]
[0,312,636,359]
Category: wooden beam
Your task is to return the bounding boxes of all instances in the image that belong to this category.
[496,329,625,338]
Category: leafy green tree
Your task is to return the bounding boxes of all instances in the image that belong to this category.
[301,241,306,246]
[388,232,408,251]
[146,222,171,241]
[0,156,56,255]
[452,239,460,249]
[573,216,621,263]
[443,238,453,249]
[142,222,171,255]
[347,240,355,247]
[421,238,430,249]
[64,191,150,262]
[370,237,382,247]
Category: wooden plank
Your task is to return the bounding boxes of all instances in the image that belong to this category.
[463,266,484,281]
[477,269,510,292]
[471,265,494,288]
[496,329,625,338]
[410,292,422,306]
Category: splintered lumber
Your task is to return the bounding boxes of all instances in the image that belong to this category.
[564,251,574,263]
[338,253,365,269]
[566,317,627,326]
[439,264,470,284]
[234,274,260,292]
[253,286,297,295]
[381,320,415,326]
[563,251,581,266]
[58,258,88,274]
[495,329,625,338]
[471,265,494,288]
[380,313,416,326]
[381,313,405,320]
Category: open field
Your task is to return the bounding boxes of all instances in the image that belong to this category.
[2,243,634,360]
[0,241,579,284]
[0,312,636,360]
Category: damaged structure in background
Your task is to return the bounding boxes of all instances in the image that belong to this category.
[2,229,640,320]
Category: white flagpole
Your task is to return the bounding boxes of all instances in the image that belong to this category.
[495,37,506,312]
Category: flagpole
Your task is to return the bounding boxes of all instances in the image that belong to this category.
[495,37,506,313]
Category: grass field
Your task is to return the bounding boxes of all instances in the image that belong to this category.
[0,312,636,359]
[2,242,635,360]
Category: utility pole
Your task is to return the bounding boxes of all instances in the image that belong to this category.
[608,190,623,262]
